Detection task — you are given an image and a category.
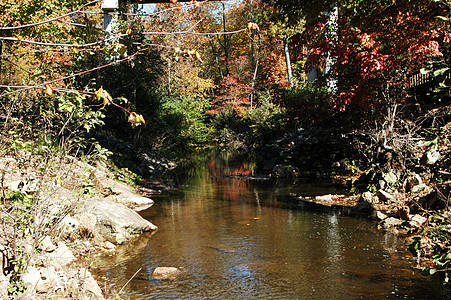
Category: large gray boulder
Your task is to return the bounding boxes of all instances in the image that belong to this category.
[75,160,154,211]
[22,266,104,299]
[104,180,154,211]
[79,199,157,244]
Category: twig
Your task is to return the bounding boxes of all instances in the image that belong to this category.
[0,50,139,99]
[0,0,101,31]
[138,28,247,36]
[118,267,142,295]
[0,35,115,48]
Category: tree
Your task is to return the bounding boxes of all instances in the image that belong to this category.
[270,0,450,113]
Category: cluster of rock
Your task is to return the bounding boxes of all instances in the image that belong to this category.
[91,132,177,179]
[257,128,362,178]
[20,238,103,299]
[295,170,439,237]
[0,156,159,299]
[265,125,448,240]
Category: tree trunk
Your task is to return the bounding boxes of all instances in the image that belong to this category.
[222,3,229,76]
[324,4,338,94]
[0,30,3,82]
[283,34,293,87]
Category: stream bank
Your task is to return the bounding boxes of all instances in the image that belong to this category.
[0,149,177,299]
[250,111,451,282]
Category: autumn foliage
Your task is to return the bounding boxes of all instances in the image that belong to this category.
[293,0,451,112]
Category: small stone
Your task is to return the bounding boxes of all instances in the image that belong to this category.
[420,148,441,165]
[376,189,394,202]
[4,179,22,192]
[361,191,378,204]
[152,267,181,280]
[46,242,75,267]
[379,179,386,190]
[410,214,427,228]
[66,268,104,299]
[381,217,403,230]
[382,171,398,187]
[375,210,388,221]
[404,174,423,192]
[411,184,428,194]
[40,236,57,252]
[315,194,333,202]
[102,241,116,251]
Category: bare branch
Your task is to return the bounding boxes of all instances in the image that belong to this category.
[138,28,247,37]
[0,50,140,99]
[0,0,101,30]
[0,36,114,48]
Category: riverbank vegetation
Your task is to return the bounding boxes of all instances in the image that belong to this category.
[1,0,451,297]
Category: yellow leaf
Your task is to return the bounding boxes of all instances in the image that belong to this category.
[248,22,260,31]
[16,35,23,41]
[128,112,145,128]
[94,87,113,107]
[126,28,132,35]
[195,51,203,63]
[44,84,53,96]
[102,95,111,107]
[101,90,113,107]
[94,87,104,102]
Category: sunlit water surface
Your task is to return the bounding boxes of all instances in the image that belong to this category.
[94,157,450,299]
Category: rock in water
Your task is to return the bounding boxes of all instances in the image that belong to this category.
[152,267,181,280]
[79,198,157,244]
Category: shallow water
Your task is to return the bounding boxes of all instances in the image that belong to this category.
[94,156,450,299]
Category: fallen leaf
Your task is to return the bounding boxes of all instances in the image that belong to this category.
[44,84,53,96]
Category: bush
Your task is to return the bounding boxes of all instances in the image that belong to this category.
[160,95,213,153]
[280,82,331,127]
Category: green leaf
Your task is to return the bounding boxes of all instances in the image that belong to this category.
[421,267,437,276]
[433,67,449,77]
[436,16,449,21]
[420,68,431,75]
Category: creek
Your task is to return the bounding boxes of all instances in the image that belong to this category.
[94,153,450,299]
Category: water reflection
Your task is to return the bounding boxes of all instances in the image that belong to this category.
[94,154,450,299]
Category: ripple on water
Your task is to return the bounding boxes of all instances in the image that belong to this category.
[94,169,450,299]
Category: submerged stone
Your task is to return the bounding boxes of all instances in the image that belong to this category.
[152,267,181,280]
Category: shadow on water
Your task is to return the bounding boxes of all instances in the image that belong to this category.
[94,152,451,299]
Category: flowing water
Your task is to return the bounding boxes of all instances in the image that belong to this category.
[94,154,450,299]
